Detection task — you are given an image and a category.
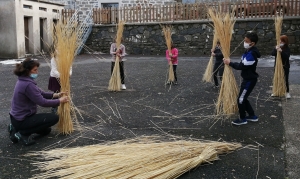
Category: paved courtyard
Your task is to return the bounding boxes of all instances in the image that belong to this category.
[0,54,299,179]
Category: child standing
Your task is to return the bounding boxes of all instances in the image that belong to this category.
[211,41,224,87]
[48,51,72,113]
[166,44,178,85]
[271,35,291,99]
[110,40,126,90]
[223,32,261,126]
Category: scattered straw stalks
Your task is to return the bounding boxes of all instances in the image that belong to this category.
[272,16,286,97]
[162,25,175,82]
[108,21,125,91]
[27,136,241,179]
[202,30,219,83]
[53,20,79,134]
[208,8,239,117]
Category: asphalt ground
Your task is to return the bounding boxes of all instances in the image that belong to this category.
[0,54,299,179]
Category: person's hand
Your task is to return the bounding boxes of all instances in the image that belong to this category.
[223,58,230,65]
[169,52,172,57]
[211,52,215,56]
[53,91,68,98]
[59,96,69,103]
[276,45,282,52]
[211,49,214,53]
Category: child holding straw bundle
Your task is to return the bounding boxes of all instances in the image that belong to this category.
[8,58,69,146]
[271,35,291,99]
[110,38,126,90]
[223,32,261,126]
[166,43,178,85]
[48,51,72,113]
[211,41,224,87]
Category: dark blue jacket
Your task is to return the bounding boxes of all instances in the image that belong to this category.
[229,46,261,80]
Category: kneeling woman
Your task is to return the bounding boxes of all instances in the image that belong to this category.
[8,58,69,146]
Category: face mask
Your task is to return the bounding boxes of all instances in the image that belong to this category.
[244,42,251,49]
[280,43,284,47]
[30,74,38,79]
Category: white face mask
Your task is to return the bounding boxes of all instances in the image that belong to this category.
[244,42,251,49]
[280,43,284,47]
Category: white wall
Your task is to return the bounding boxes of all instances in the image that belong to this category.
[0,1,18,59]
[0,0,64,58]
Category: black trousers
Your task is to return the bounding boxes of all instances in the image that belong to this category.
[284,67,290,93]
[237,79,257,119]
[111,61,125,84]
[213,62,224,86]
[10,113,59,136]
[172,65,178,82]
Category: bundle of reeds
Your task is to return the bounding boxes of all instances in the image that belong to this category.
[202,30,218,83]
[108,21,125,91]
[53,20,78,134]
[208,8,239,117]
[162,25,175,82]
[272,16,286,97]
[27,136,241,179]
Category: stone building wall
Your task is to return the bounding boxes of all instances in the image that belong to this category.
[85,18,300,56]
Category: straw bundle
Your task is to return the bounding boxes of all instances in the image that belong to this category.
[272,16,286,97]
[53,20,78,134]
[202,30,218,83]
[27,136,241,179]
[108,21,125,91]
[208,8,239,117]
[162,25,175,82]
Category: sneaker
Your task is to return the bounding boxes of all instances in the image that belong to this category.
[232,118,247,126]
[121,84,126,90]
[246,115,259,122]
[8,124,18,143]
[166,81,171,85]
[174,81,178,85]
[271,94,276,97]
[286,93,291,99]
[14,132,36,146]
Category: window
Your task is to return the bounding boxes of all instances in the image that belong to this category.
[23,5,32,9]
[52,9,59,13]
[39,7,47,11]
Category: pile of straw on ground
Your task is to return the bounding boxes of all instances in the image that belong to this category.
[202,31,218,83]
[162,25,175,83]
[27,136,241,179]
[272,15,286,97]
[208,8,239,117]
[108,21,125,91]
[53,20,78,134]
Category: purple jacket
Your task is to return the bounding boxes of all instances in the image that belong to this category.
[10,76,60,121]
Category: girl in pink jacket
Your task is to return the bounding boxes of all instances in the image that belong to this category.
[166,44,179,84]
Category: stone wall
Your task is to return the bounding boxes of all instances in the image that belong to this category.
[85,18,300,56]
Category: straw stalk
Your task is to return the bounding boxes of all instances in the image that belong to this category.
[53,20,78,134]
[208,8,239,117]
[27,136,241,179]
[108,21,125,91]
[202,31,218,83]
[272,15,286,97]
[162,25,175,82]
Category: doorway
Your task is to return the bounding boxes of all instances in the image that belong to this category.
[24,17,29,53]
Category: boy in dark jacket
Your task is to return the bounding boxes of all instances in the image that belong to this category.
[211,41,224,87]
[271,35,291,99]
[223,32,261,126]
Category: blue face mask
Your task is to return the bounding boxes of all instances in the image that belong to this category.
[30,74,38,79]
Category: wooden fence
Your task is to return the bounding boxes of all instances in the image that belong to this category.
[62,0,300,25]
